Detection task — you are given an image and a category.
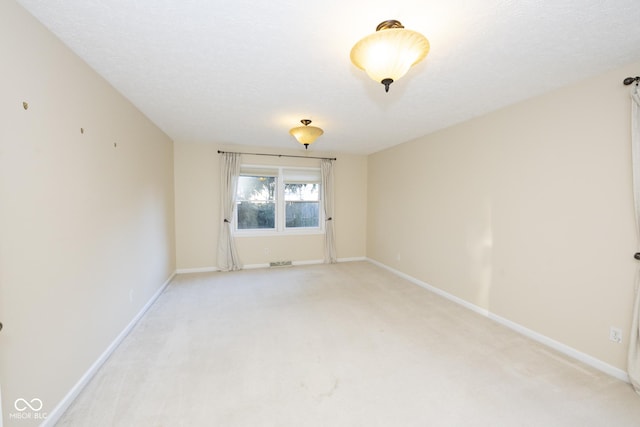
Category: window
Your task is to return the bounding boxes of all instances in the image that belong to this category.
[235,166,322,234]
[236,175,276,230]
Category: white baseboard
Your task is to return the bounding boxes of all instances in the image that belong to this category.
[293,259,323,266]
[487,311,629,382]
[176,266,219,274]
[245,258,367,269]
[367,258,490,318]
[244,260,323,269]
[338,256,367,263]
[243,263,270,269]
[366,258,630,384]
[41,271,176,427]
[177,257,367,274]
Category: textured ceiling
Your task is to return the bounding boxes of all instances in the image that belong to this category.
[15,0,640,154]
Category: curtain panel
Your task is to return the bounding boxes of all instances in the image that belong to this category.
[321,159,337,264]
[217,152,242,271]
[630,83,640,394]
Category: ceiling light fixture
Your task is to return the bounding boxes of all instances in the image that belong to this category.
[289,119,323,150]
[624,76,640,86]
[350,20,430,93]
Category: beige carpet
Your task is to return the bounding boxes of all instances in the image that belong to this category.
[57,261,640,426]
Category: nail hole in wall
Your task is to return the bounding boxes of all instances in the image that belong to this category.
[23,101,28,110]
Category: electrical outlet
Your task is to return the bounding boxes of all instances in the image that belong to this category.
[609,327,623,344]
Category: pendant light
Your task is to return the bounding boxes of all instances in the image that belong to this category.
[350,20,430,92]
[289,119,323,149]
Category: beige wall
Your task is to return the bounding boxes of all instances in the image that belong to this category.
[174,143,367,269]
[0,1,176,425]
[368,60,640,371]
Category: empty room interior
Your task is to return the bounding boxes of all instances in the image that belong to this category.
[3,0,640,426]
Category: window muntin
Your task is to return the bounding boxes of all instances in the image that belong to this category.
[235,166,322,234]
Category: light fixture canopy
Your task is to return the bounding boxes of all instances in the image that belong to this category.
[289,119,323,149]
[350,20,430,92]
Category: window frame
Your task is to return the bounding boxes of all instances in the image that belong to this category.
[233,165,324,237]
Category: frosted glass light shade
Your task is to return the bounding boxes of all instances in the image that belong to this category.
[289,120,323,148]
[350,22,430,92]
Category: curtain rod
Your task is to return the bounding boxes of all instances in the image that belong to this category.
[217,150,336,161]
